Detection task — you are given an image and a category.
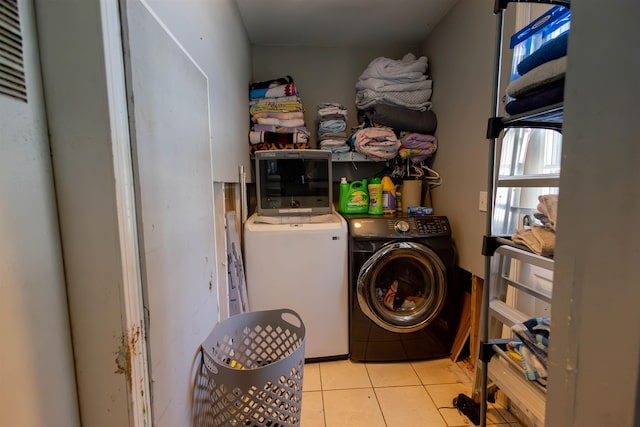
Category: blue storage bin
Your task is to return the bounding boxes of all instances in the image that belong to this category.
[509,6,571,82]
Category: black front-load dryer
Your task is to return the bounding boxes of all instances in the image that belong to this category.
[344,215,460,362]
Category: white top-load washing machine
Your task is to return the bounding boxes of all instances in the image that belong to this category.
[243,213,348,360]
[244,150,348,359]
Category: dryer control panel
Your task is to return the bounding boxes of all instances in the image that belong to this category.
[347,215,451,239]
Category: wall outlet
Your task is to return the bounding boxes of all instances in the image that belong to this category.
[479,191,487,212]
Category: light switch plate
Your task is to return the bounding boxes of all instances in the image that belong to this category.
[479,191,487,212]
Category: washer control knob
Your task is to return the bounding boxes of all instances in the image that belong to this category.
[394,220,410,233]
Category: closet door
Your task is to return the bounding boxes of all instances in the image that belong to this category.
[122,1,218,425]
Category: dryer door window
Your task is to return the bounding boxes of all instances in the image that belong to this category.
[357,241,447,333]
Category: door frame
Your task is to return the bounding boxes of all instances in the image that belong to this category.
[101,0,152,424]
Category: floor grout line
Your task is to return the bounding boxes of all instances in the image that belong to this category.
[305,359,513,427]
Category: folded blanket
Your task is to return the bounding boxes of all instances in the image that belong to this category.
[361,104,438,134]
[252,124,309,134]
[318,119,346,134]
[356,77,432,93]
[354,127,400,161]
[505,79,564,116]
[251,111,304,121]
[320,142,350,153]
[249,131,309,145]
[399,133,437,163]
[250,83,297,100]
[317,103,348,118]
[255,117,305,127]
[249,101,304,115]
[512,225,556,257]
[249,75,294,91]
[319,138,347,147]
[318,113,347,122]
[358,53,428,82]
[248,142,309,155]
[318,131,347,140]
[506,56,567,98]
[251,95,299,104]
[518,32,569,76]
[356,87,432,111]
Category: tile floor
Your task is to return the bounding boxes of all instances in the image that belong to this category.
[300,358,522,427]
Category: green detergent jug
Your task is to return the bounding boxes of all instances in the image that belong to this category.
[339,179,369,214]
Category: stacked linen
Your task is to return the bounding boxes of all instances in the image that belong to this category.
[358,103,439,164]
[248,75,310,154]
[353,54,438,163]
[505,32,569,116]
[316,103,349,153]
[355,53,433,112]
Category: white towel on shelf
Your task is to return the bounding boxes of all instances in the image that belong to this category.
[512,226,556,257]
[506,56,567,98]
[358,53,428,81]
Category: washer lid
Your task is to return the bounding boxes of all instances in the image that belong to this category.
[356,241,447,334]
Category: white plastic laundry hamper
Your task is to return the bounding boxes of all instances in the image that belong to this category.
[198,309,306,426]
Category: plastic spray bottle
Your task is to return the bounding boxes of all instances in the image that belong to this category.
[339,177,349,213]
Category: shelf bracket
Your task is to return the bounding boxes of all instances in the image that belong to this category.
[482,235,500,257]
[486,117,504,139]
[479,338,518,363]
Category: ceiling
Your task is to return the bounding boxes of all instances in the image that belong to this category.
[235,0,460,48]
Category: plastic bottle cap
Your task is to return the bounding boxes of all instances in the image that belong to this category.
[341,177,347,183]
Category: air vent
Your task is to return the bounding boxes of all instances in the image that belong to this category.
[0,0,27,102]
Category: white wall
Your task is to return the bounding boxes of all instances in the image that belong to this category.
[144,0,252,183]
[251,45,419,149]
[421,0,500,277]
[0,1,80,425]
[546,0,640,425]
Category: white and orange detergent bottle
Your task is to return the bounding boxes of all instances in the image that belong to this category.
[381,175,396,214]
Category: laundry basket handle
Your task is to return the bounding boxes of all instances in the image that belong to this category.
[276,308,306,335]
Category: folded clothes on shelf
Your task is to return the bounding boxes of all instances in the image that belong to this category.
[509,317,551,381]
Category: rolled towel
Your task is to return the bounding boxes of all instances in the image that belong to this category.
[362,104,438,134]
